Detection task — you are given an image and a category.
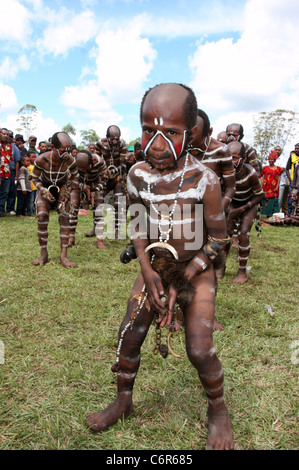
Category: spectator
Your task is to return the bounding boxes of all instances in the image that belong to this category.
[71,145,78,158]
[5,130,21,215]
[274,145,289,213]
[38,141,47,154]
[0,128,13,217]
[27,151,38,216]
[16,155,31,217]
[261,151,283,217]
[285,143,299,215]
[27,135,39,156]
[15,134,28,157]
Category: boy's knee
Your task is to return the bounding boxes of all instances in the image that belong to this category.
[186,337,215,367]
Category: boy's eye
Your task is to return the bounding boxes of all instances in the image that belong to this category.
[143,128,154,135]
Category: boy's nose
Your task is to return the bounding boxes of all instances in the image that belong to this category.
[151,133,167,151]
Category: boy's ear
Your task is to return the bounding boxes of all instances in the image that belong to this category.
[190,125,198,141]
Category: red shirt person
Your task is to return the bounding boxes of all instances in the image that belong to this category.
[261,151,283,217]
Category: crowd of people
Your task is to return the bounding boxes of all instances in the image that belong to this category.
[1,85,299,450]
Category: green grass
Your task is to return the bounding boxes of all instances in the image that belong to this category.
[0,211,298,450]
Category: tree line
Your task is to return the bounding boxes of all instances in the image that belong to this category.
[15,104,299,159]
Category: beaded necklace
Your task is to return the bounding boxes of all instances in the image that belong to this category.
[147,153,189,242]
[49,151,65,186]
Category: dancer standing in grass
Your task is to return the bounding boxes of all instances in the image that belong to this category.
[31,132,79,268]
[226,141,264,284]
[87,83,234,450]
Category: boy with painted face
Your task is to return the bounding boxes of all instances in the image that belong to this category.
[87,83,234,450]
[226,141,264,284]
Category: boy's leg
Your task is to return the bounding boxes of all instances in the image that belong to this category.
[87,273,153,431]
[32,195,50,265]
[184,265,234,450]
[233,206,257,284]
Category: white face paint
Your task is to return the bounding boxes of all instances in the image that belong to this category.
[154,117,164,126]
[143,129,187,161]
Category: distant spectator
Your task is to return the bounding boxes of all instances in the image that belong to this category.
[15,134,28,157]
[38,141,47,154]
[0,128,13,217]
[285,143,299,215]
[5,130,21,215]
[274,145,289,213]
[261,151,283,217]
[27,135,39,156]
[71,145,78,158]
[27,151,38,216]
[16,155,32,217]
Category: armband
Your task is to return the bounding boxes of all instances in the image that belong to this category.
[203,235,231,261]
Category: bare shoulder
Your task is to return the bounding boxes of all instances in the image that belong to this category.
[189,153,219,182]
[207,139,231,159]
[100,137,109,149]
[128,160,149,179]
[35,151,50,167]
[67,155,76,167]
[244,162,258,179]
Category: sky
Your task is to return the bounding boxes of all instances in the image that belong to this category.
[1,0,299,151]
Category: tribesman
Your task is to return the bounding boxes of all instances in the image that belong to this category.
[87,83,234,451]
[94,126,127,240]
[68,150,107,249]
[226,123,261,177]
[189,109,236,212]
[226,141,264,284]
[31,132,79,268]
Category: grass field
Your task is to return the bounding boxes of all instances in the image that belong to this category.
[0,211,298,450]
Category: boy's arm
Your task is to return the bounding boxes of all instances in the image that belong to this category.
[127,168,166,315]
[184,173,230,281]
[221,148,236,210]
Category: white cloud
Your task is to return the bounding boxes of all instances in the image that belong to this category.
[189,0,299,144]
[60,81,123,141]
[60,22,157,140]
[36,9,99,56]
[0,85,18,112]
[0,55,30,81]
[136,9,242,38]
[189,0,299,112]
[0,0,31,42]
[1,109,59,142]
[94,24,157,103]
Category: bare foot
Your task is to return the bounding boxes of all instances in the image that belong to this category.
[68,236,75,247]
[231,236,238,249]
[232,269,248,284]
[85,228,95,237]
[32,252,49,266]
[96,239,107,249]
[213,319,224,331]
[215,267,225,280]
[60,257,77,268]
[207,403,234,450]
[86,398,134,432]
